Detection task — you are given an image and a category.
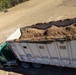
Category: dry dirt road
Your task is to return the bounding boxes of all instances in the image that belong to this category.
[0,0,76,43]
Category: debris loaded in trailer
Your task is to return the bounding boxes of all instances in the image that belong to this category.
[19,18,76,41]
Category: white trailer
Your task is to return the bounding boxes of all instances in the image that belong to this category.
[6,28,76,68]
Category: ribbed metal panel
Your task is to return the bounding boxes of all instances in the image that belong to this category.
[9,40,76,68]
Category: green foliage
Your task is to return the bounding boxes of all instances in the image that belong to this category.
[0,0,29,11]
[0,0,11,11]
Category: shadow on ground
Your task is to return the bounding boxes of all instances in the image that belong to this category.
[0,65,76,75]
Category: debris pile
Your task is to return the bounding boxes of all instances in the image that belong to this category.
[19,18,76,41]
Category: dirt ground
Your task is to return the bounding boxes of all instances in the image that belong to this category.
[0,70,22,75]
[0,0,76,43]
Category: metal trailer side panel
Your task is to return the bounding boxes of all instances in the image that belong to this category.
[9,43,22,61]
[56,41,72,67]
[19,43,52,64]
[36,44,50,58]
[20,43,34,60]
[20,43,39,62]
[56,42,70,59]
[28,43,43,63]
[71,41,76,59]
[11,43,29,61]
[8,40,76,68]
[36,43,52,64]
[14,43,26,56]
[47,42,61,66]
[47,43,59,58]
[28,43,41,58]
[70,41,76,67]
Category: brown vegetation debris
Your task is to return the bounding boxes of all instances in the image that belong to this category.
[19,18,76,41]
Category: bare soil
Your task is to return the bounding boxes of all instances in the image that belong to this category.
[0,0,76,42]
[0,70,23,75]
[60,0,76,6]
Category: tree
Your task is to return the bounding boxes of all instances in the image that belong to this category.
[0,0,10,11]
[0,0,29,11]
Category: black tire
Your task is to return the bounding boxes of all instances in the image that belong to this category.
[32,63,42,68]
[0,63,4,69]
[21,62,30,69]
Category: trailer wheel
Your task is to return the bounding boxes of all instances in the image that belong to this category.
[0,63,4,69]
[32,63,42,68]
[21,62,30,69]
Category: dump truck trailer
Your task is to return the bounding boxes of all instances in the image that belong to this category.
[7,39,76,68]
[1,40,76,68]
[1,39,76,68]
[0,18,76,68]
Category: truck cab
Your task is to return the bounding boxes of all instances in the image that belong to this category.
[0,42,16,67]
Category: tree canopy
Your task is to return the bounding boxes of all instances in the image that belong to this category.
[0,0,28,11]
